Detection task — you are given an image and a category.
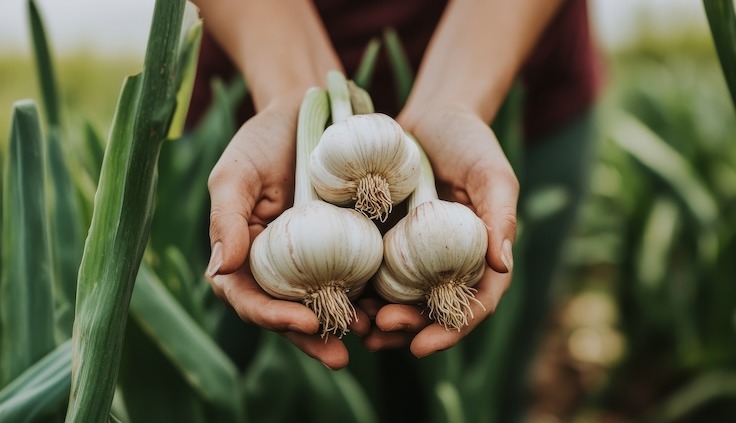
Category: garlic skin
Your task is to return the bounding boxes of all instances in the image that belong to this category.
[308,113,421,222]
[249,201,384,338]
[373,200,488,330]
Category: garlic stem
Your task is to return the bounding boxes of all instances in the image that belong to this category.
[347,80,375,114]
[326,70,353,124]
[294,87,330,206]
[406,134,439,208]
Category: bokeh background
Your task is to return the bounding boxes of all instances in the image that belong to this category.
[1,1,735,422]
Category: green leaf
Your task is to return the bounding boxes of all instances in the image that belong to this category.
[0,339,71,422]
[703,0,736,109]
[636,196,680,291]
[65,70,144,423]
[167,5,203,140]
[1,100,56,388]
[47,125,85,339]
[129,264,242,417]
[152,76,245,265]
[646,370,736,423]
[609,111,719,263]
[383,27,414,108]
[352,37,381,90]
[66,2,192,419]
[28,0,60,128]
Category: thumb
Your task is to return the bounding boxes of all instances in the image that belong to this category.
[205,158,261,277]
[474,167,519,274]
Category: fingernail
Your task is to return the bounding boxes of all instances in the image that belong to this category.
[501,239,514,272]
[321,361,334,370]
[205,242,223,278]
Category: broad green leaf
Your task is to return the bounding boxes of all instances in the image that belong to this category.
[383,27,414,108]
[0,101,56,388]
[0,339,71,422]
[66,1,191,417]
[129,264,242,417]
[353,37,381,90]
[65,70,144,423]
[703,0,736,109]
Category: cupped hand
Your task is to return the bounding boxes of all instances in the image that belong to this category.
[363,105,519,357]
[205,98,369,370]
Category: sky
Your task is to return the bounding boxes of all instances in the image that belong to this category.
[0,0,713,58]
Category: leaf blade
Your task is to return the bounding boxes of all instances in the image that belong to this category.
[0,100,56,388]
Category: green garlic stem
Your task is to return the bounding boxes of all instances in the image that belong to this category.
[326,70,353,124]
[294,87,331,206]
[407,135,439,209]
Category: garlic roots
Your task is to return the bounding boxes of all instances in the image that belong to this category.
[249,87,383,337]
[372,139,488,331]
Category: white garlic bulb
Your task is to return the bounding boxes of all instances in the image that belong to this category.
[308,71,421,222]
[249,87,384,337]
[372,138,489,331]
[250,200,383,335]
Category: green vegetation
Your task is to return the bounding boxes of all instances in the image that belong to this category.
[0,0,734,422]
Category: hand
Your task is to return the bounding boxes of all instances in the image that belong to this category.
[205,98,366,369]
[363,105,518,357]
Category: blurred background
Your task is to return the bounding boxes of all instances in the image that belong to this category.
[1,1,735,422]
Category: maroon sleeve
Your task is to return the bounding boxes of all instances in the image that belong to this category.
[186,0,604,145]
[521,0,604,141]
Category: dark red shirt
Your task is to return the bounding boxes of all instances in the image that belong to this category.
[187,0,603,142]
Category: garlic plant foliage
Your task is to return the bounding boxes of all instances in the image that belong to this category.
[249,87,383,337]
[373,138,489,331]
[309,71,421,222]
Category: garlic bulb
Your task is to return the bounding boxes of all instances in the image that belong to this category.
[309,71,421,222]
[249,87,383,337]
[372,138,488,331]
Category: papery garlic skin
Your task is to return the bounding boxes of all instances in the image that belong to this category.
[308,113,421,221]
[373,199,488,330]
[250,200,383,334]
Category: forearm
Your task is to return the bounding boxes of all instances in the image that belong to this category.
[193,0,341,111]
[400,0,564,129]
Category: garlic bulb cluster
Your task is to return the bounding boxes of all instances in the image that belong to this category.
[249,87,383,337]
[308,71,421,222]
[372,139,488,331]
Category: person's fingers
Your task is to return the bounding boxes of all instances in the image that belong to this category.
[363,329,414,352]
[356,297,385,320]
[283,331,350,370]
[350,306,371,337]
[212,269,320,335]
[409,266,512,358]
[374,304,432,332]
